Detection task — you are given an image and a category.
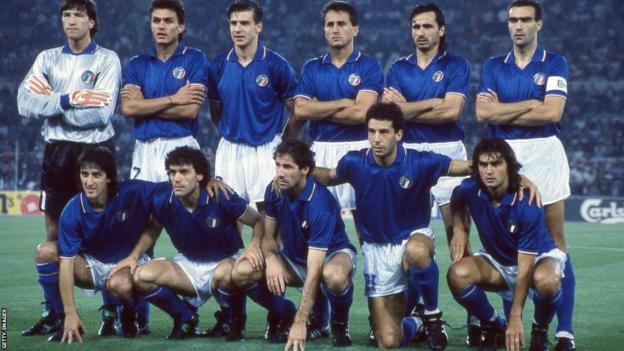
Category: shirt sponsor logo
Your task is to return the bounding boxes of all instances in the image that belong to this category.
[432,70,444,82]
[81,70,95,84]
[533,73,546,86]
[557,79,567,89]
[580,199,624,224]
[399,176,413,189]
[172,67,186,80]
[256,74,269,87]
[348,73,361,86]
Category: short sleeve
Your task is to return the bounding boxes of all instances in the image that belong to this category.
[335,151,359,183]
[478,58,496,94]
[386,62,401,90]
[447,57,470,97]
[207,56,224,101]
[263,182,279,219]
[123,56,143,88]
[219,191,248,220]
[271,55,298,100]
[186,51,210,87]
[516,205,545,255]
[58,201,82,258]
[294,59,316,100]
[358,57,383,95]
[545,55,568,98]
[421,152,453,185]
[450,179,469,209]
[306,204,336,250]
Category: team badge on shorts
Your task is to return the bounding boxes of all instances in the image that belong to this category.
[116,210,128,222]
[206,217,218,228]
[256,74,269,87]
[533,73,545,86]
[432,70,444,82]
[399,176,413,189]
[348,73,361,86]
[172,67,186,80]
[80,70,95,84]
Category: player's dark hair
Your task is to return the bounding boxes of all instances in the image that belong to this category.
[508,0,543,21]
[274,140,316,174]
[227,0,263,23]
[150,0,186,40]
[165,146,210,187]
[410,3,446,53]
[60,0,98,37]
[471,138,523,193]
[77,146,118,198]
[321,1,358,26]
[365,102,405,133]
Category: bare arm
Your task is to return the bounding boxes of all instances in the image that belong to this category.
[328,90,379,125]
[109,217,163,276]
[450,198,470,263]
[294,96,353,121]
[238,207,265,271]
[447,160,472,177]
[506,96,566,126]
[475,89,541,124]
[282,99,306,140]
[311,167,345,187]
[506,252,536,351]
[120,82,205,120]
[59,257,86,343]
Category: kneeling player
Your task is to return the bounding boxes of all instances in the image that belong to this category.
[232,140,357,349]
[448,138,565,351]
[44,147,159,343]
[114,146,263,341]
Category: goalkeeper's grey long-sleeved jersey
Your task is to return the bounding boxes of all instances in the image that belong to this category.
[17,41,121,144]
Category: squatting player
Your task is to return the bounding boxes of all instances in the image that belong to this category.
[121,0,209,182]
[448,138,566,351]
[475,1,575,349]
[208,0,298,213]
[17,0,121,338]
[232,140,358,348]
[113,146,265,341]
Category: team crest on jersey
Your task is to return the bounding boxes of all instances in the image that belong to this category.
[81,70,95,84]
[399,176,413,189]
[206,217,218,228]
[432,70,444,83]
[116,210,128,222]
[172,67,186,80]
[533,73,546,86]
[256,74,269,87]
[348,73,361,86]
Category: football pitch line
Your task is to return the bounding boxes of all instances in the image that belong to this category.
[569,245,624,253]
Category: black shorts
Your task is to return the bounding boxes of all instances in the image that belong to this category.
[40,140,115,219]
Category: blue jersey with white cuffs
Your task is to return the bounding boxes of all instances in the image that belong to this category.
[58,180,164,263]
[208,44,297,146]
[124,43,209,140]
[295,50,383,142]
[336,145,452,244]
[479,46,568,139]
[386,51,469,143]
[151,186,247,262]
[451,178,557,266]
[264,176,355,266]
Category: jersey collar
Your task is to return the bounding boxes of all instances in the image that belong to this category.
[147,42,188,59]
[295,176,317,203]
[366,143,407,166]
[168,186,210,208]
[62,40,98,55]
[406,50,447,65]
[477,188,518,206]
[226,42,267,63]
[503,45,546,65]
[321,49,362,65]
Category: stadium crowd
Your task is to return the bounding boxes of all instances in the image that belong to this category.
[1,0,622,195]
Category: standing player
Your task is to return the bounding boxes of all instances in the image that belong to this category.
[448,138,566,351]
[120,0,209,182]
[208,0,298,212]
[17,0,121,338]
[475,1,575,349]
[113,146,264,341]
[232,140,358,348]
[40,147,158,343]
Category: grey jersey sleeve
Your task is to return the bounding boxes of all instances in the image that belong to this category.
[17,52,64,119]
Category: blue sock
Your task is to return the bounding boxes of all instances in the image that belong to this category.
[143,287,193,321]
[244,282,296,320]
[533,289,562,329]
[36,262,62,317]
[453,285,502,327]
[405,279,421,316]
[400,316,422,346]
[409,260,439,311]
[321,282,353,324]
[556,254,575,335]
[219,288,246,321]
[311,287,330,328]
[134,297,150,324]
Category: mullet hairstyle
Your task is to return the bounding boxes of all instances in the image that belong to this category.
[165,146,210,187]
[365,102,405,133]
[273,139,316,174]
[321,0,358,26]
[150,0,186,40]
[410,3,447,52]
[77,146,119,198]
[508,0,543,21]
[60,0,98,37]
[227,0,263,23]
[471,138,523,193]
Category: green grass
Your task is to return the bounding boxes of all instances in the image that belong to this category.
[1,216,623,350]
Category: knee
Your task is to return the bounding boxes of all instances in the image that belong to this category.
[533,268,561,297]
[231,260,260,288]
[35,242,58,263]
[107,274,134,301]
[214,261,235,291]
[322,265,351,293]
[376,329,401,349]
[404,239,433,268]
[133,265,156,292]
[447,262,472,292]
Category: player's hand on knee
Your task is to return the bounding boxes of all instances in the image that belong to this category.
[285,321,307,351]
[450,232,468,263]
[69,89,112,108]
[109,256,138,277]
[206,177,233,199]
[25,75,54,95]
[265,257,287,295]
[172,81,205,105]
[61,312,86,344]
[239,244,265,271]
[518,175,542,208]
